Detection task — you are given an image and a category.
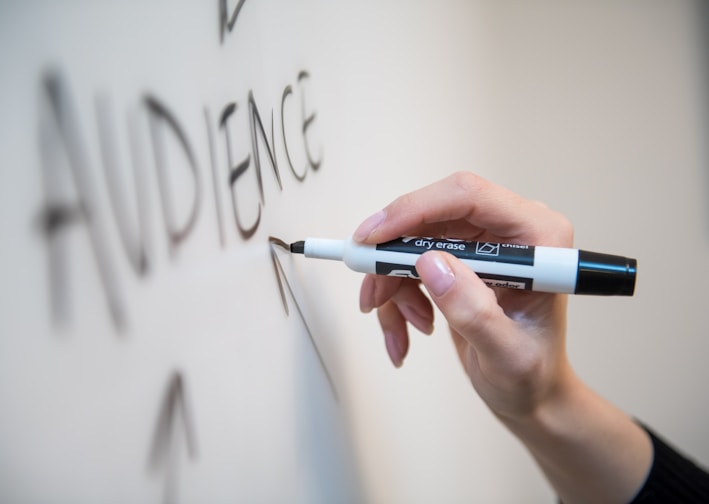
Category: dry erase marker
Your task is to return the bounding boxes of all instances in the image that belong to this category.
[290,237,636,296]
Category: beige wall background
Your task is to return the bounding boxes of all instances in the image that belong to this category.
[324,1,709,502]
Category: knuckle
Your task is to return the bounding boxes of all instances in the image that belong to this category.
[376,300,400,327]
[372,276,404,307]
[548,211,574,246]
[450,171,482,196]
[557,214,574,241]
[386,191,416,220]
[531,200,575,247]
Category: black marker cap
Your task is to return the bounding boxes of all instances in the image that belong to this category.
[575,250,637,296]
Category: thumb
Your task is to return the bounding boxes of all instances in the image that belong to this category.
[416,251,515,354]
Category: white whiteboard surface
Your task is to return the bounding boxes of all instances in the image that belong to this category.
[1,1,707,503]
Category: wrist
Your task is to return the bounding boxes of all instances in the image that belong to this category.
[495,367,652,504]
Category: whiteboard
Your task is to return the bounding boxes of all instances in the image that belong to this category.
[0,2,362,502]
[1,1,708,503]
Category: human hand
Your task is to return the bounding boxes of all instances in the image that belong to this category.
[353,172,574,420]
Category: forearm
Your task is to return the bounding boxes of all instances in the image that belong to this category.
[498,368,653,504]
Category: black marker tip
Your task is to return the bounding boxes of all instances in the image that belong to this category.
[290,241,305,254]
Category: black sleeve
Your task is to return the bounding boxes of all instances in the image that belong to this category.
[629,425,709,503]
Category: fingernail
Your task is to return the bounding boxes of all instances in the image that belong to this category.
[384,331,404,368]
[420,253,455,297]
[353,210,386,242]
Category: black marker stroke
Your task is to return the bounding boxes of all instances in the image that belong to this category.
[204,107,226,248]
[95,94,149,275]
[219,0,247,44]
[298,71,322,172]
[268,237,338,400]
[220,102,259,240]
[145,95,202,255]
[281,85,306,182]
[249,91,283,200]
[38,70,126,329]
[148,371,198,504]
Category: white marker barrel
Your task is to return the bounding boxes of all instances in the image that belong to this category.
[300,237,636,296]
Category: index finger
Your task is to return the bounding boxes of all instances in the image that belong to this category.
[353,172,573,248]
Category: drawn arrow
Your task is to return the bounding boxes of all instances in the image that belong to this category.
[268,236,338,400]
[148,371,198,504]
[220,0,248,43]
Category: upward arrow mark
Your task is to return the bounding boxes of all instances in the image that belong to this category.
[148,371,198,504]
